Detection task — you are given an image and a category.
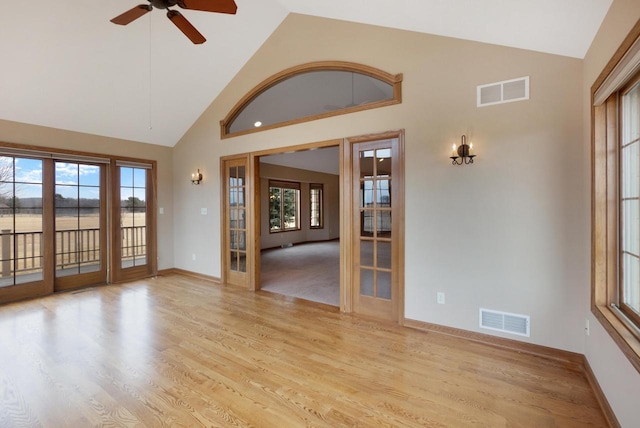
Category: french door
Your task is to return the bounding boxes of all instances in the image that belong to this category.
[222,156,254,288]
[350,134,404,322]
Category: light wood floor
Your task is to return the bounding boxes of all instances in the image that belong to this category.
[0,274,607,427]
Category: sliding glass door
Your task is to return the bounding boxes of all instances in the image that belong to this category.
[54,161,107,291]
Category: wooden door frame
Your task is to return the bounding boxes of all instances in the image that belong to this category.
[221,131,404,324]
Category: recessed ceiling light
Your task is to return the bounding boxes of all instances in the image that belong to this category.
[254,121,262,127]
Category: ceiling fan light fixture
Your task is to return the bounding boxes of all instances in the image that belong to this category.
[110,0,237,44]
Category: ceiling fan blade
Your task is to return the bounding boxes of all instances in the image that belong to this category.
[111,5,152,25]
[167,10,206,44]
[177,0,237,15]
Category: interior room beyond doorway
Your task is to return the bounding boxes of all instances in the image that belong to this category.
[259,146,340,306]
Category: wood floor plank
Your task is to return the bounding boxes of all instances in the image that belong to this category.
[0,274,609,427]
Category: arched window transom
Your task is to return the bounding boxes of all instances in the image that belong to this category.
[221,62,403,138]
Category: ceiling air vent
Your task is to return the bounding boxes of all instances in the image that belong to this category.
[477,76,529,107]
[479,308,530,337]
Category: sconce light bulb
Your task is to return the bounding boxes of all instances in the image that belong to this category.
[452,144,456,150]
[470,142,473,149]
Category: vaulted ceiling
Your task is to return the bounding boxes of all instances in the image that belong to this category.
[1,0,612,147]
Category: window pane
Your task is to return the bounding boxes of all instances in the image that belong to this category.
[360,151,374,179]
[79,165,100,186]
[623,253,640,313]
[623,82,640,144]
[360,268,374,297]
[621,79,640,324]
[310,185,323,228]
[121,167,133,187]
[623,200,640,256]
[228,70,396,134]
[621,142,639,198]
[238,252,247,273]
[376,149,392,177]
[360,240,374,267]
[236,209,246,230]
[360,210,374,237]
[377,241,391,269]
[377,271,392,300]
[377,211,392,238]
[269,184,300,232]
[377,179,391,206]
[121,167,147,269]
[269,187,282,231]
[0,157,14,183]
[16,158,43,183]
[55,162,78,185]
[361,180,374,208]
[79,187,100,206]
[230,251,238,271]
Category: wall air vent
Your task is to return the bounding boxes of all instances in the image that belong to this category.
[477,76,529,107]
[479,308,530,337]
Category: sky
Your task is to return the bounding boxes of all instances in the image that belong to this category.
[0,158,145,201]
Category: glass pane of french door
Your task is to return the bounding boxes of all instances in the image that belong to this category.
[55,162,102,277]
[120,167,147,269]
[0,156,44,287]
[229,165,247,273]
[359,147,392,300]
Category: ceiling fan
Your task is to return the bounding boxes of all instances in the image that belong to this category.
[111,0,237,45]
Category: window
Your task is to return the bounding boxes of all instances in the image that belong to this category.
[310,183,323,229]
[221,61,403,138]
[620,77,640,327]
[592,23,640,373]
[269,181,300,233]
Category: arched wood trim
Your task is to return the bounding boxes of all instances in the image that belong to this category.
[220,61,403,139]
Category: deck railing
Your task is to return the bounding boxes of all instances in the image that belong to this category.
[0,226,146,278]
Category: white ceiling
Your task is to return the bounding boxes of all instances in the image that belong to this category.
[1,0,612,147]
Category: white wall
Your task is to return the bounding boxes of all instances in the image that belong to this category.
[583,1,640,426]
[173,13,585,353]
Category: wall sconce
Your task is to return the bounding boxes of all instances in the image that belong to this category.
[450,135,476,165]
[191,169,203,185]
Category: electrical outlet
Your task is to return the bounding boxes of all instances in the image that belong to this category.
[437,292,445,305]
[585,319,590,336]
[192,253,196,261]
[159,207,164,214]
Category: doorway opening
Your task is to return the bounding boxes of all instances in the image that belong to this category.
[258,146,340,306]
